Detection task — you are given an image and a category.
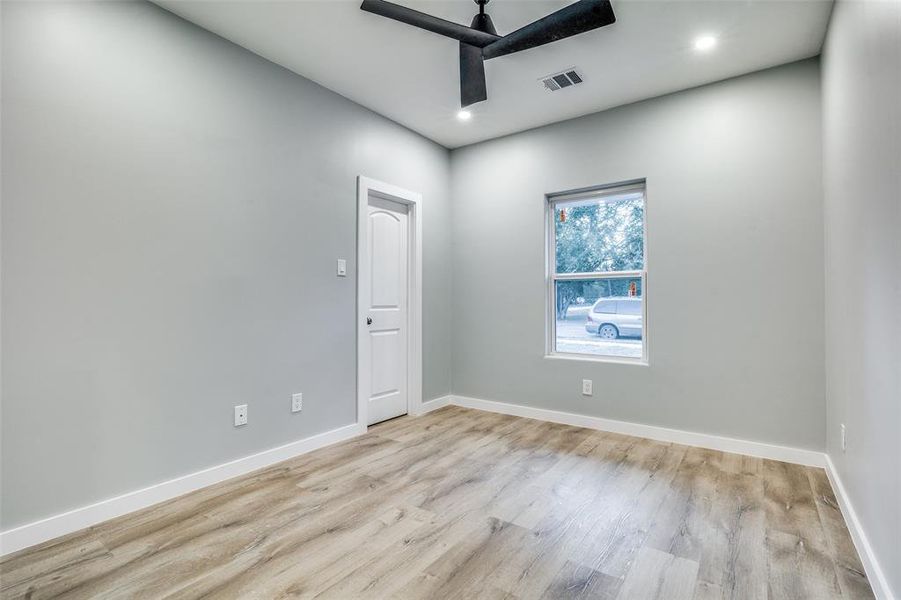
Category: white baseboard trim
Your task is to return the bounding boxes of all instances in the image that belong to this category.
[824,455,896,600]
[0,422,365,557]
[415,395,453,415]
[0,395,838,562]
[450,395,825,468]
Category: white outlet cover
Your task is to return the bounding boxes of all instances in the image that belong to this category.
[234,404,248,427]
[337,259,347,277]
[292,393,303,413]
[582,379,593,396]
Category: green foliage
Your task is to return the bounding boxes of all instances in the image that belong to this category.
[554,198,644,319]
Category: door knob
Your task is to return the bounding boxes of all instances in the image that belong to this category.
[366,317,373,325]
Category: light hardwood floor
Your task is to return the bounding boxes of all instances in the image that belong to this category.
[0,406,873,599]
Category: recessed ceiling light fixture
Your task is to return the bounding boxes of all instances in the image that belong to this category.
[457,109,472,121]
[694,35,717,52]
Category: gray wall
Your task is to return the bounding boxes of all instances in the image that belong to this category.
[822,0,901,593]
[0,0,452,529]
[451,59,825,451]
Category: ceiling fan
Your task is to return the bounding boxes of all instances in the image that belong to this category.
[360,0,616,108]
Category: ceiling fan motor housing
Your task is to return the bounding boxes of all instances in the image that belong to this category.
[470,12,498,36]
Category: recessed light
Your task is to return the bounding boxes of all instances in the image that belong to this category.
[694,35,717,52]
[457,109,472,121]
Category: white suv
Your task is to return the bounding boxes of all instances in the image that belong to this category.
[585,297,643,339]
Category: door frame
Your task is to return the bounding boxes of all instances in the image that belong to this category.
[356,176,423,428]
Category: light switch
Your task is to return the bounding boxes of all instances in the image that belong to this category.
[337,259,347,277]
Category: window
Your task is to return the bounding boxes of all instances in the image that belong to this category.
[547,182,647,362]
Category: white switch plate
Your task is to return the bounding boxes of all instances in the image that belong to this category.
[292,393,303,413]
[234,404,248,427]
[337,259,347,277]
[582,379,593,396]
[841,423,846,452]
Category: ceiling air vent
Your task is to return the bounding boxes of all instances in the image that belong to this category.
[540,68,584,92]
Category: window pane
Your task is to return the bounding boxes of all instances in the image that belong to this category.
[555,277,643,359]
[554,192,644,273]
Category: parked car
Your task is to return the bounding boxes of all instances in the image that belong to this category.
[585,297,643,339]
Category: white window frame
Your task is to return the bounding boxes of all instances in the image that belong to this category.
[545,180,648,365]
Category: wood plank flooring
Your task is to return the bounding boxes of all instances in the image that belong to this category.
[0,406,874,599]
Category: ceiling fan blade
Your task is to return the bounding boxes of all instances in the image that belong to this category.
[360,0,500,48]
[482,0,616,60]
[460,43,487,107]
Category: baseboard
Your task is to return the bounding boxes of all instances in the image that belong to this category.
[416,395,453,415]
[450,395,825,468]
[0,421,365,557]
[824,455,896,600]
[0,396,837,560]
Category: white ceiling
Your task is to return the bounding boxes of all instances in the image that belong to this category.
[156,0,833,148]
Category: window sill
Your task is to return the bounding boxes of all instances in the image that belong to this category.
[544,352,649,367]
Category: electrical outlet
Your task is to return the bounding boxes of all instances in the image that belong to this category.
[841,423,846,452]
[582,379,593,396]
[337,259,347,277]
[234,404,248,427]
[292,393,303,413]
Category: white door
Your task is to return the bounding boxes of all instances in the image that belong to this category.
[362,197,409,425]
